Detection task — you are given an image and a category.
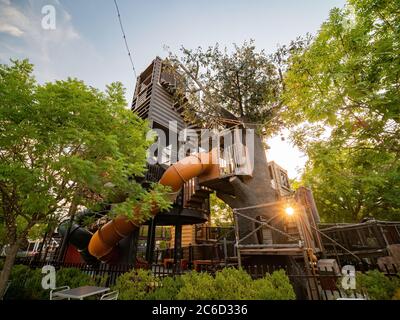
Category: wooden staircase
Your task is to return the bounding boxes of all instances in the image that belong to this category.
[183,178,213,213]
[199,175,236,195]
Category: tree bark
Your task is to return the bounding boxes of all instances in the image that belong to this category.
[0,242,20,299]
[217,130,281,244]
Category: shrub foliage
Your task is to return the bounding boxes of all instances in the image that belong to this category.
[114,267,296,300]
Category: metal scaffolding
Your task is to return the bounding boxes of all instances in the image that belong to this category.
[232,199,322,299]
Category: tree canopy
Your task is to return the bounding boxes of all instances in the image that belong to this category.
[209,193,234,227]
[283,0,400,222]
[0,59,170,296]
[0,60,169,236]
[300,141,399,222]
[168,40,285,132]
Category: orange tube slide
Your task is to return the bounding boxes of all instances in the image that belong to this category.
[88,152,213,262]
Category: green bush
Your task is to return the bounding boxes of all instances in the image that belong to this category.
[147,276,184,300]
[112,269,158,300]
[56,267,96,289]
[6,265,47,300]
[176,271,216,300]
[393,288,400,300]
[5,265,100,300]
[213,268,295,300]
[252,270,296,300]
[357,270,400,300]
[214,268,255,299]
[113,267,296,300]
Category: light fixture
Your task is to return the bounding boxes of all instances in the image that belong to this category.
[285,206,295,216]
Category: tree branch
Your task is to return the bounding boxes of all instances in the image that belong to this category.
[228,176,255,204]
[216,192,239,208]
[235,70,244,117]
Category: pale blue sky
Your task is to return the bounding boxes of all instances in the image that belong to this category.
[0,0,347,178]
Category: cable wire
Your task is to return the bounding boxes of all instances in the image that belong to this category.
[113,0,137,78]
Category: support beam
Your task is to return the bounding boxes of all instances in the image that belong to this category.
[174,224,183,264]
[145,218,157,264]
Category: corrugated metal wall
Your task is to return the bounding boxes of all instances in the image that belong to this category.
[148,57,185,131]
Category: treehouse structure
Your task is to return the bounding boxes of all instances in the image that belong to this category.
[128,57,327,270]
[131,57,211,263]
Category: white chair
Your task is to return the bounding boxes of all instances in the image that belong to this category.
[50,286,70,300]
[100,290,119,300]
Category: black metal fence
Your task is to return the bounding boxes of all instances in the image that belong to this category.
[151,261,399,300]
[13,258,135,286]
[9,257,400,300]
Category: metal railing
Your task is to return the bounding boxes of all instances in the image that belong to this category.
[195,226,235,242]
[144,163,165,182]
[182,178,211,214]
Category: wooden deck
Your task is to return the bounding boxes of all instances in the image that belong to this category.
[239,247,304,256]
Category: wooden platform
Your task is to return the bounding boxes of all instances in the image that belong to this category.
[239,247,304,256]
[199,175,235,195]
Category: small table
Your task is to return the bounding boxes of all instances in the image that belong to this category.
[53,286,110,300]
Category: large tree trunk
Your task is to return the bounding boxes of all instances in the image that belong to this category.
[0,242,20,299]
[217,131,281,245]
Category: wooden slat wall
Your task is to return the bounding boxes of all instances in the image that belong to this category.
[149,58,185,131]
[132,57,185,132]
[268,161,292,198]
[170,225,195,248]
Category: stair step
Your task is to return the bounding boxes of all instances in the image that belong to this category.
[191,193,208,200]
[194,189,213,196]
[199,176,235,195]
[187,201,205,209]
[187,196,204,202]
[184,206,209,214]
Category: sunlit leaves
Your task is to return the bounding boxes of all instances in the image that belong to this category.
[301,140,400,222]
[283,1,400,222]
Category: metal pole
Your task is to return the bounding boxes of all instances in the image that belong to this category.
[145,218,157,264]
[296,208,320,300]
[233,210,242,268]
[235,210,297,241]
[223,237,227,266]
[42,230,55,262]
[380,225,390,247]
[35,230,48,263]
[174,224,182,264]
